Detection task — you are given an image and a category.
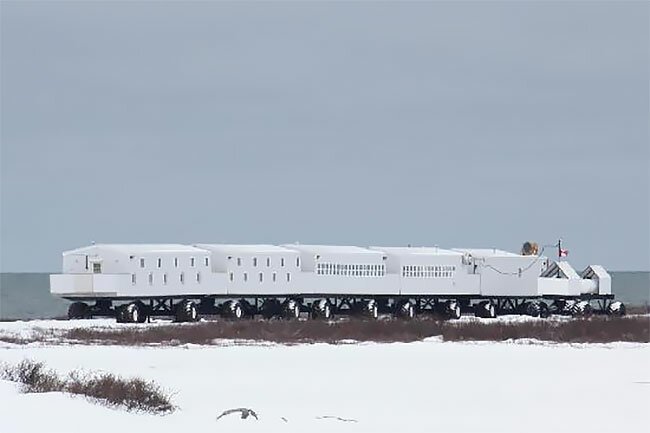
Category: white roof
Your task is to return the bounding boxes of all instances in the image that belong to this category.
[281,244,383,255]
[194,244,296,254]
[371,246,462,256]
[452,248,520,257]
[557,261,581,279]
[64,244,209,255]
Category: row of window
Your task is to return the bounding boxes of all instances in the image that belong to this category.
[229,272,291,283]
[316,262,386,277]
[139,257,209,269]
[131,272,201,285]
[234,256,300,268]
[402,265,456,278]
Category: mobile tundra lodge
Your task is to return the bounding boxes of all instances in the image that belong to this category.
[50,241,625,323]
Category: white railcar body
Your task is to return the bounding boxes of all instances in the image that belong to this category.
[371,247,480,296]
[195,244,299,296]
[283,244,396,295]
[50,243,612,299]
[452,248,546,297]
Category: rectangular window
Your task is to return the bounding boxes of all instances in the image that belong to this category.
[148,272,153,285]
[286,272,291,282]
[140,258,145,268]
[229,272,234,282]
[174,257,179,268]
[93,262,101,274]
[180,272,185,284]
[157,258,162,268]
[281,257,285,267]
[163,273,168,285]
[272,272,277,282]
[237,257,242,266]
[259,272,263,282]
[196,272,201,283]
[253,257,258,267]
[131,274,136,285]
[205,257,209,267]
[243,272,248,282]
[266,257,271,267]
[190,257,195,267]
[296,257,300,268]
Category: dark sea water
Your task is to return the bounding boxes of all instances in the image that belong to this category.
[0,272,648,320]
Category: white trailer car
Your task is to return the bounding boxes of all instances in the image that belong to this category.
[50,242,624,322]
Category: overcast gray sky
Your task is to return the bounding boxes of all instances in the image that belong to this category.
[1,1,648,272]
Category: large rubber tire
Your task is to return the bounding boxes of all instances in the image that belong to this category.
[125,302,143,323]
[571,301,593,317]
[446,300,461,320]
[115,305,126,323]
[539,301,550,318]
[474,301,496,319]
[311,299,332,320]
[522,302,541,317]
[222,300,243,320]
[606,301,626,317]
[68,302,89,320]
[396,300,415,320]
[260,299,281,319]
[175,300,199,322]
[134,301,148,323]
[362,299,378,320]
[282,299,301,320]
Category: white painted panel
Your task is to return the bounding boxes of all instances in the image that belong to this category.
[50,274,94,295]
[538,278,570,296]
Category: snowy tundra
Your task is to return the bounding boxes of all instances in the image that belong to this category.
[1,320,649,433]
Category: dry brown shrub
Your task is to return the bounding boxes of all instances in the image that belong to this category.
[62,315,649,345]
[1,360,174,414]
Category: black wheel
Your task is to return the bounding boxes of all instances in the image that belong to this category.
[311,299,332,320]
[124,302,143,323]
[260,299,281,319]
[549,300,566,315]
[135,301,148,323]
[238,299,254,318]
[474,301,496,319]
[446,300,461,320]
[539,301,550,318]
[606,301,626,316]
[115,305,126,323]
[395,300,415,320]
[282,299,301,319]
[175,300,199,322]
[571,301,593,317]
[362,299,378,320]
[222,300,244,320]
[68,302,89,320]
[522,302,541,317]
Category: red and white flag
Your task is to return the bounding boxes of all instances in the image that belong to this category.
[559,248,569,258]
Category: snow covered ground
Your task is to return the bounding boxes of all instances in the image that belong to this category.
[1,319,649,433]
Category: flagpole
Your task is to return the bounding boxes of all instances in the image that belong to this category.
[558,238,561,261]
